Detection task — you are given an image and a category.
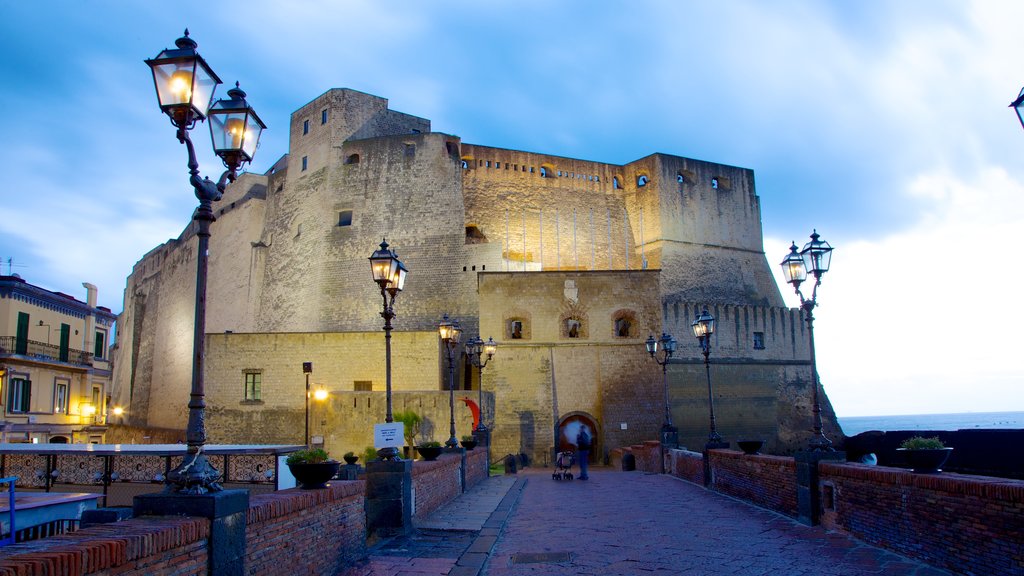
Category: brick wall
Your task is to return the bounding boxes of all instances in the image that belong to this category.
[464,447,489,488]
[412,452,463,519]
[820,463,1024,576]
[246,481,366,575]
[708,449,797,518]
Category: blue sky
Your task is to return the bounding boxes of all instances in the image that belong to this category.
[2,1,1022,417]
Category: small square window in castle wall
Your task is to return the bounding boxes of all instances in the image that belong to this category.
[338,210,353,227]
[753,332,765,350]
[354,381,372,392]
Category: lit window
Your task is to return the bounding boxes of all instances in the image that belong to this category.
[8,378,30,413]
[55,382,68,414]
[244,372,262,401]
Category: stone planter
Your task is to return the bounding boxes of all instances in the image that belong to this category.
[461,439,477,450]
[343,455,359,465]
[897,447,953,473]
[417,446,442,461]
[287,461,340,489]
[737,440,764,455]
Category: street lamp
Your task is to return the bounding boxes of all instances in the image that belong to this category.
[369,239,407,460]
[1010,86,1024,132]
[303,362,313,446]
[464,336,497,443]
[438,314,462,448]
[146,30,265,494]
[780,230,834,451]
[645,332,678,448]
[691,308,722,444]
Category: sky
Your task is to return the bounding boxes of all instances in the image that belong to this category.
[1,1,1022,418]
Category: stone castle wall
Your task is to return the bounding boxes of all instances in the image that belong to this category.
[113,86,840,452]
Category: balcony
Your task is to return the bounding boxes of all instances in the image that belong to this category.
[0,337,94,367]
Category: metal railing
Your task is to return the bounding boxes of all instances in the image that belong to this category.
[0,336,94,366]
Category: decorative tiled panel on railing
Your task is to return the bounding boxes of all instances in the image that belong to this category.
[226,454,276,483]
[3,454,48,488]
[114,455,167,482]
[54,455,105,485]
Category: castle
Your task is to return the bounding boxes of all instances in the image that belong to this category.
[112,88,842,462]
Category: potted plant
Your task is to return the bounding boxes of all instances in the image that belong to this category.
[395,410,423,459]
[286,448,340,489]
[461,435,477,450]
[417,441,443,461]
[343,451,359,465]
[737,440,764,455]
[897,436,953,474]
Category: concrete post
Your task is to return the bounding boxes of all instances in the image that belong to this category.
[702,441,729,486]
[365,459,413,536]
[134,489,249,576]
[794,450,846,526]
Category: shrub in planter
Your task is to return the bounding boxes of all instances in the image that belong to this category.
[343,451,359,465]
[897,436,953,474]
[286,448,340,489]
[417,441,443,461]
[461,435,477,450]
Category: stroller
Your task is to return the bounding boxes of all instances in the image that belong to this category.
[552,450,575,480]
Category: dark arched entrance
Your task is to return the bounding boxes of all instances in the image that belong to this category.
[49,436,69,444]
[556,412,598,458]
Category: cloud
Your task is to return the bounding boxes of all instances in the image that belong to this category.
[768,166,1024,416]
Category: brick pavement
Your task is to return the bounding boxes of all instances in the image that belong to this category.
[341,467,955,576]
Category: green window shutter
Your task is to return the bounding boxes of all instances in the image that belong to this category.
[16,312,29,354]
[94,332,105,359]
[59,324,70,362]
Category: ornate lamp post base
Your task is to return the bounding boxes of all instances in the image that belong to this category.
[167,452,223,495]
[660,423,679,449]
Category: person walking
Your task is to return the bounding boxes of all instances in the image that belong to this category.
[576,425,592,480]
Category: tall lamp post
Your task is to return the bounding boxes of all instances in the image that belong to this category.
[645,332,678,448]
[464,336,497,443]
[146,31,265,494]
[369,239,408,460]
[691,308,723,444]
[780,230,834,451]
[438,314,462,448]
[303,362,313,446]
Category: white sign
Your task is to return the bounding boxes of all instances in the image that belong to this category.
[374,422,404,449]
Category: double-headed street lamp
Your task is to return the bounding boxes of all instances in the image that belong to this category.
[438,314,462,448]
[146,30,265,494]
[369,239,408,460]
[464,336,497,442]
[645,332,678,448]
[780,230,834,451]
[691,308,722,444]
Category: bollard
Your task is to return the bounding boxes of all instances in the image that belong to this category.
[504,454,517,474]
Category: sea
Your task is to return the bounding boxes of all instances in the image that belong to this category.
[837,411,1024,437]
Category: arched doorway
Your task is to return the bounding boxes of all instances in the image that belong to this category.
[48,436,69,444]
[557,412,598,457]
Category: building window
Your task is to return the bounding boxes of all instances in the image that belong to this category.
[15,312,29,355]
[613,176,622,189]
[94,330,106,359]
[637,175,648,187]
[354,381,372,391]
[677,173,685,183]
[495,162,501,169]
[461,160,469,169]
[345,153,360,164]
[711,177,719,189]
[613,311,637,338]
[244,371,262,401]
[753,332,765,350]
[55,381,69,414]
[321,109,328,124]
[404,143,416,157]
[301,156,308,171]
[566,319,581,338]
[303,119,309,135]
[510,320,524,339]
[9,377,30,413]
[540,167,548,178]
[338,210,353,227]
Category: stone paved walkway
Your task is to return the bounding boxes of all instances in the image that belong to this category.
[340,467,956,576]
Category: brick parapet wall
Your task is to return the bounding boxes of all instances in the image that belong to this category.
[0,515,209,575]
[465,448,488,489]
[668,448,704,484]
[708,449,798,517]
[412,453,463,519]
[819,463,1024,576]
[246,481,366,575]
